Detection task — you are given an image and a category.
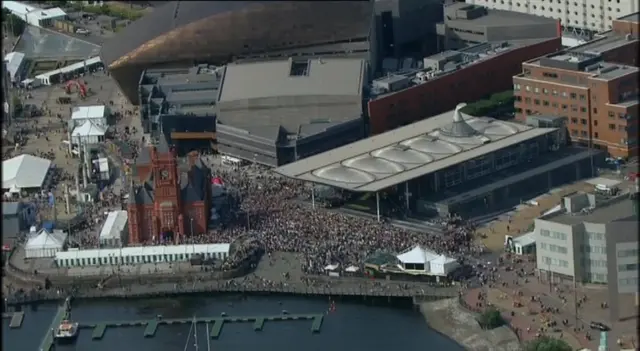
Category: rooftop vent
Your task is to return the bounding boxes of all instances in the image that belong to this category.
[439,103,480,138]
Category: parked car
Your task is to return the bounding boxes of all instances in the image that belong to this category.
[589,321,610,331]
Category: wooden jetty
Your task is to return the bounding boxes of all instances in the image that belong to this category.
[2,311,25,328]
[77,314,325,340]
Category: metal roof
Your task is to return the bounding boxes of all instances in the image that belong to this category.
[219,58,366,102]
[2,154,52,189]
[274,105,557,192]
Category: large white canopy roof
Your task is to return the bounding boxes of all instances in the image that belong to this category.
[2,154,51,189]
[26,229,67,249]
[72,120,106,137]
[396,245,457,265]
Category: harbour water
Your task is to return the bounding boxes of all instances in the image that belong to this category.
[3,295,464,351]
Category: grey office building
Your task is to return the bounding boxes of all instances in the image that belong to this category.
[216,57,368,167]
[534,192,639,320]
[138,65,220,153]
[436,3,559,50]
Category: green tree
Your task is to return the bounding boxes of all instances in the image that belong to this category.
[478,308,504,329]
[6,14,26,37]
[524,336,572,351]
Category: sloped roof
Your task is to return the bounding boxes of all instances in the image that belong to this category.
[2,154,51,189]
[396,245,457,265]
[72,120,106,137]
[26,229,67,249]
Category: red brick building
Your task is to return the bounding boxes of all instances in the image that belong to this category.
[127,137,211,244]
[367,37,562,134]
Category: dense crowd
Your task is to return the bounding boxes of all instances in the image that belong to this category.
[177,163,485,275]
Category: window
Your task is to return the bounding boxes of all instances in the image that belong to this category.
[525,85,531,92]
[571,117,578,123]
[534,87,540,94]
[609,124,616,130]
[570,92,577,99]
[542,88,549,94]
[593,120,598,126]
[552,102,558,108]
[580,118,587,125]
[594,132,599,138]
[586,232,604,240]
[617,249,638,258]
[534,99,541,105]
[543,100,549,106]
[608,111,615,118]
[562,104,568,110]
[514,83,521,90]
[539,242,548,250]
[552,89,558,96]
[593,108,598,114]
[580,107,587,113]
[618,263,638,272]
[571,129,578,136]
[543,72,558,79]
[581,130,587,137]
[525,97,532,103]
[444,166,463,187]
[549,244,568,254]
[561,91,568,98]
[571,105,578,112]
[465,156,493,180]
[579,94,586,100]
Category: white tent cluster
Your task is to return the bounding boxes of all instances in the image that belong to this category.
[396,245,459,277]
[25,228,67,258]
[72,120,106,145]
[2,154,52,192]
[99,211,128,248]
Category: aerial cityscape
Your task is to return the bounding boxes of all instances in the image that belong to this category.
[1,1,638,351]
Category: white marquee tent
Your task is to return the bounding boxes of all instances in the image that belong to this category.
[72,120,106,145]
[396,245,459,277]
[2,154,52,190]
[25,228,67,258]
[99,210,128,248]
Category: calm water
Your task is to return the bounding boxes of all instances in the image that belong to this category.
[3,295,464,351]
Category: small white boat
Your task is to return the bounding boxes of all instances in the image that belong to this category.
[54,320,79,343]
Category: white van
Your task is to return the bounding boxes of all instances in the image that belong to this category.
[221,155,244,166]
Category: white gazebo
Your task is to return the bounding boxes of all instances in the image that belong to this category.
[25,228,67,258]
[2,154,52,192]
[72,120,106,145]
[396,245,459,278]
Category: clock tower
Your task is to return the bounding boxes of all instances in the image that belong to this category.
[150,139,183,242]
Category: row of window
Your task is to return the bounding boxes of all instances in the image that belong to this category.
[56,251,228,268]
[586,232,605,241]
[539,229,567,240]
[538,243,568,254]
[588,272,607,282]
[617,248,638,258]
[618,263,638,272]
[541,256,569,268]
[584,258,607,268]
[515,84,587,101]
[583,245,607,254]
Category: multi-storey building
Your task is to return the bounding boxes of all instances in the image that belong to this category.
[534,192,638,321]
[570,13,639,66]
[436,3,559,51]
[368,37,561,134]
[465,0,639,36]
[127,136,211,244]
[514,50,639,158]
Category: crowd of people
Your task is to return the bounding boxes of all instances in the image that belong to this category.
[173,163,486,276]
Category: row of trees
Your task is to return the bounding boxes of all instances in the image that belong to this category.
[2,8,27,37]
[67,3,144,21]
[478,309,572,351]
[460,90,515,117]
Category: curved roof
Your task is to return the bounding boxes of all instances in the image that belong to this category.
[101,1,374,69]
[275,108,556,192]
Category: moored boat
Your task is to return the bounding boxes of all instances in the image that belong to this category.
[54,319,79,344]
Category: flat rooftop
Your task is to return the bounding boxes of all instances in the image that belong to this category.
[443,3,557,27]
[274,105,556,192]
[571,30,638,55]
[218,57,366,102]
[541,196,638,225]
[525,52,638,81]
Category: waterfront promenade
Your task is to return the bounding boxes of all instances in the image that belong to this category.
[6,279,459,306]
